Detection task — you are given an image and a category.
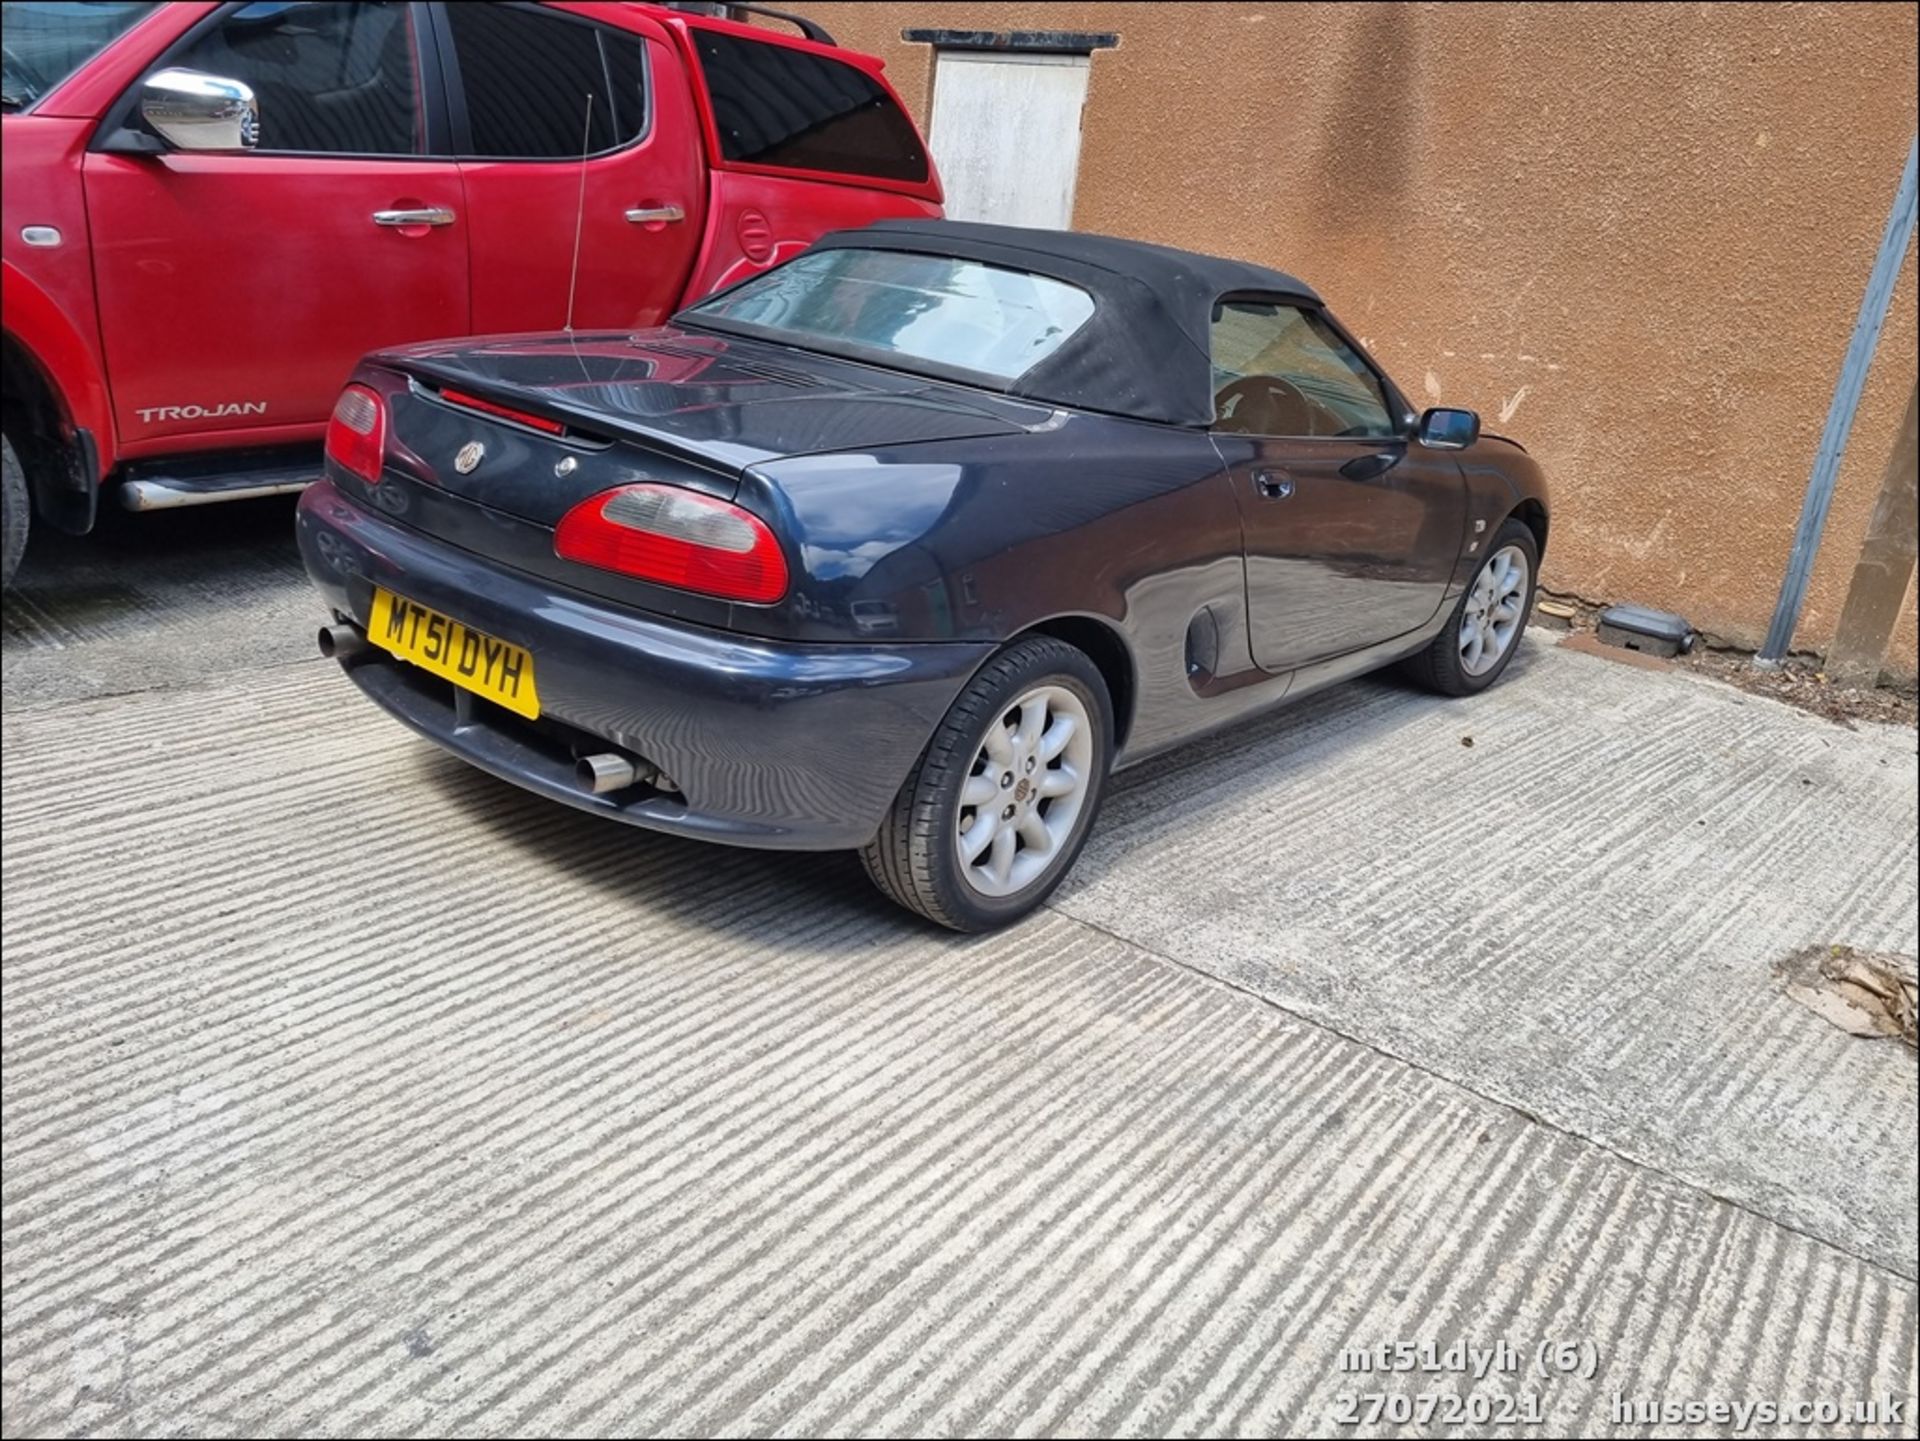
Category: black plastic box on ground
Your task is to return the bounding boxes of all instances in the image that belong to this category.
[1595,604,1695,658]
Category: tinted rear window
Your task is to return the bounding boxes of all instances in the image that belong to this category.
[692,29,927,183]
[686,248,1094,383]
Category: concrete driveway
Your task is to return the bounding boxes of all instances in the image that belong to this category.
[4,502,1916,1438]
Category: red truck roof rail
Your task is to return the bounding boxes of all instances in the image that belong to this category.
[721,3,835,46]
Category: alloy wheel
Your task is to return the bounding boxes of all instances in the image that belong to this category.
[1459,543,1530,676]
[954,683,1096,898]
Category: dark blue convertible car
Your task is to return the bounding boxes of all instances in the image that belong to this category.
[300,220,1550,930]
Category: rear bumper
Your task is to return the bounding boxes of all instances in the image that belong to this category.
[297,481,993,850]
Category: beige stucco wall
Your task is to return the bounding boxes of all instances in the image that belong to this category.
[781,1,1920,673]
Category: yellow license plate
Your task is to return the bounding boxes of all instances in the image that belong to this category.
[368,587,540,719]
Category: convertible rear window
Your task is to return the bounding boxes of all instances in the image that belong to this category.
[684,249,1096,384]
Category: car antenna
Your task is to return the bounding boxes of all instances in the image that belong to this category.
[563,93,595,333]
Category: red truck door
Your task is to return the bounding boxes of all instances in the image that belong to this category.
[433,3,704,335]
[82,2,469,453]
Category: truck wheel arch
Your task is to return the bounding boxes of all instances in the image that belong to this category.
[2,266,112,535]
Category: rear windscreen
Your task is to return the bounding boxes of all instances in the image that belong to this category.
[692,29,928,183]
[685,248,1094,384]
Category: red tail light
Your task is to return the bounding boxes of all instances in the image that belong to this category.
[325,384,386,483]
[439,386,566,436]
[555,484,788,604]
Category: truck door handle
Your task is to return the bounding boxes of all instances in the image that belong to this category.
[372,206,455,227]
[624,204,686,225]
[1253,469,1294,500]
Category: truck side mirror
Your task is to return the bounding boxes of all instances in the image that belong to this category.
[139,68,259,152]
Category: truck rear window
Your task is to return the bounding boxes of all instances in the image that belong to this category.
[692,29,928,184]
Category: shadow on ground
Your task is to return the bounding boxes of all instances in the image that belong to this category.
[2,496,312,707]
[411,649,1517,946]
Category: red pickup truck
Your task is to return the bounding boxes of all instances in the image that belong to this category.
[0,0,942,585]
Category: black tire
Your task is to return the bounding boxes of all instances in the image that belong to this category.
[2,435,28,590]
[862,635,1114,932]
[1403,517,1540,696]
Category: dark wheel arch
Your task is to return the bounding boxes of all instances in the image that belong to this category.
[1013,614,1136,751]
[1,333,97,536]
[1510,497,1549,558]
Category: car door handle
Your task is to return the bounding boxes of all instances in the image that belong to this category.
[372,206,455,227]
[1252,469,1294,500]
[624,204,686,225]
[1339,451,1401,482]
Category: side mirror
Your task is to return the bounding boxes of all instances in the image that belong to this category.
[1416,407,1480,450]
[140,68,259,152]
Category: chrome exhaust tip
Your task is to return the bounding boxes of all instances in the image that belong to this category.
[577,752,644,795]
[317,622,367,663]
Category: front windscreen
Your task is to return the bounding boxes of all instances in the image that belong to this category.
[684,248,1096,385]
[1,2,156,110]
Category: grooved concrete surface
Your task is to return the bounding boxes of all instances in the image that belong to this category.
[3,515,1917,1437]
[1056,641,1920,1278]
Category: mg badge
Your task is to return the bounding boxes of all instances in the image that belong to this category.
[454,441,486,475]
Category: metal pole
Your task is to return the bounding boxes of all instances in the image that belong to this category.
[1756,134,1918,666]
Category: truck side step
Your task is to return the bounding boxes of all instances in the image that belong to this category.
[119,449,321,511]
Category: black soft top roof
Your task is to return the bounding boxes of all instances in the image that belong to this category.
[809,219,1323,427]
